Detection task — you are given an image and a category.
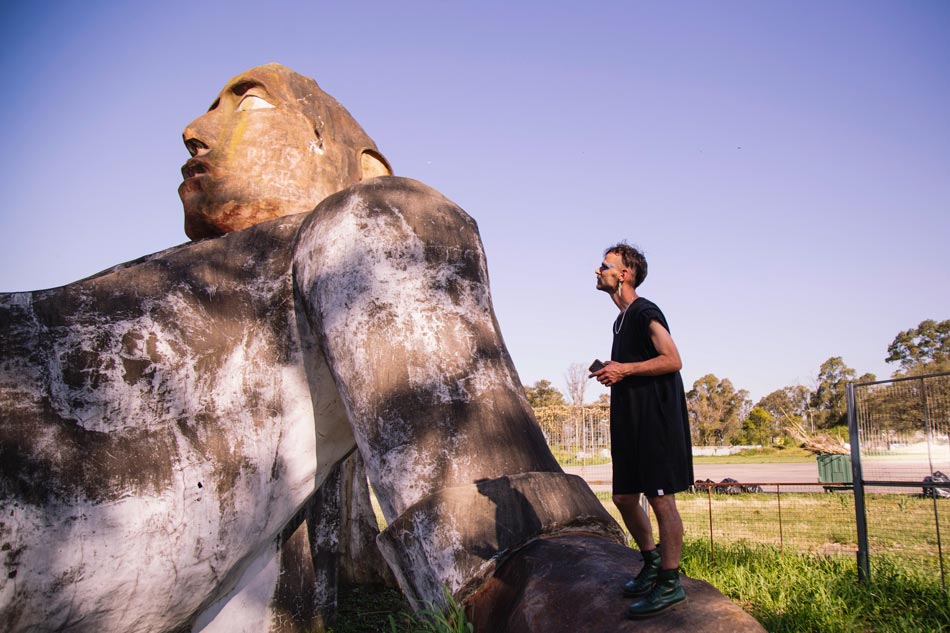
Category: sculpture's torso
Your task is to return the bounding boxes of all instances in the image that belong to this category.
[0,214,351,632]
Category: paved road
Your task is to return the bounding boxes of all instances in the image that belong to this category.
[564,462,819,488]
[563,460,945,492]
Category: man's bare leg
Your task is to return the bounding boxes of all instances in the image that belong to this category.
[627,493,687,617]
[647,494,683,569]
[612,493,656,551]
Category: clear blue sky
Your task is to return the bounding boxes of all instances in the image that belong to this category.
[1,1,948,402]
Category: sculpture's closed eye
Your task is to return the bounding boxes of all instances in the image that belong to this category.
[237,95,274,111]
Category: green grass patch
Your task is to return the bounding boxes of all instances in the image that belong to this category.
[681,540,950,632]
[595,490,946,564]
[331,585,471,633]
[331,585,414,633]
[547,445,611,466]
[692,446,816,464]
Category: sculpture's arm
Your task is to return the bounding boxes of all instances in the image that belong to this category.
[291,176,625,609]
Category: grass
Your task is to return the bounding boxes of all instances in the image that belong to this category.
[692,446,816,464]
[596,490,948,564]
[547,445,611,466]
[330,584,414,633]
[331,585,471,633]
[681,540,950,632]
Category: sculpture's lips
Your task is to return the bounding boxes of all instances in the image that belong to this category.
[181,158,211,180]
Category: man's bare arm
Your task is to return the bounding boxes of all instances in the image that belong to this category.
[593,320,682,386]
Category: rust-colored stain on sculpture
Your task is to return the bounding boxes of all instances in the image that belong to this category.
[0,64,765,633]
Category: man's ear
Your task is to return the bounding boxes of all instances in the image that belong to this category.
[360,150,392,179]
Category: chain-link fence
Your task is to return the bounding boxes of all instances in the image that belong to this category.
[848,371,950,589]
[535,392,950,591]
[534,405,611,467]
[851,372,950,484]
[594,483,859,559]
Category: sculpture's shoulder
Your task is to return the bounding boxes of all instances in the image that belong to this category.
[79,213,308,291]
[1,213,309,347]
[300,176,481,253]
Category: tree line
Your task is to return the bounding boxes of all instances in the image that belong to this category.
[524,318,950,446]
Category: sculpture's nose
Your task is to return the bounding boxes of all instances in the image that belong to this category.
[184,134,209,158]
[182,115,214,157]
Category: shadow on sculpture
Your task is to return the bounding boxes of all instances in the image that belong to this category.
[0,64,764,632]
[472,477,543,560]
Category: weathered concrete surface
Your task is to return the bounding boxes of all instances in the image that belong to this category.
[295,177,587,605]
[468,534,766,633]
[296,176,564,521]
[0,215,354,632]
[306,451,396,630]
[378,472,625,608]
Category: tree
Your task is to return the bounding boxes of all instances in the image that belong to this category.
[686,374,752,446]
[756,384,810,438]
[564,363,589,406]
[735,406,775,446]
[810,357,856,429]
[524,380,566,408]
[594,393,611,407]
[886,319,950,375]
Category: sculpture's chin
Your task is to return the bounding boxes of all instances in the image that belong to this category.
[180,183,216,240]
[184,199,296,240]
[184,212,222,241]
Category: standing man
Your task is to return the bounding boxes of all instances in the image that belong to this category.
[591,242,694,618]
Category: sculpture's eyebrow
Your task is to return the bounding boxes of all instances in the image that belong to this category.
[206,79,273,112]
[229,79,271,98]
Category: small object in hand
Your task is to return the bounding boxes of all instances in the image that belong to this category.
[589,359,605,374]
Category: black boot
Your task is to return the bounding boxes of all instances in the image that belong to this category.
[622,547,661,598]
[626,567,686,618]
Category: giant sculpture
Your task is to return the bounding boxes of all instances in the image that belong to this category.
[0,64,763,632]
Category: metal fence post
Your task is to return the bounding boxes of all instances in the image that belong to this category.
[919,377,947,593]
[847,382,870,582]
[776,484,784,554]
[706,484,715,563]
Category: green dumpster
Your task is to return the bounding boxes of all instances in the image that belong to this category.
[817,454,852,486]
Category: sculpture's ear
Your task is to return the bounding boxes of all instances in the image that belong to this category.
[360,149,392,179]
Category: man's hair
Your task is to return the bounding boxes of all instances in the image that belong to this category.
[604,242,648,288]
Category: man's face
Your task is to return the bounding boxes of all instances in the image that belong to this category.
[178,68,336,239]
[595,252,624,294]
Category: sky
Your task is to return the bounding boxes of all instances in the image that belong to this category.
[1,1,948,403]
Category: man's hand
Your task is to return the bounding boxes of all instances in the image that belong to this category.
[591,360,627,387]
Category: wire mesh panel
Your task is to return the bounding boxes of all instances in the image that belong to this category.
[594,484,858,558]
[849,372,949,589]
[863,488,948,576]
[853,373,950,484]
[534,405,612,483]
[685,484,858,556]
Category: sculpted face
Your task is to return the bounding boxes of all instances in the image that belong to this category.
[179,63,390,240]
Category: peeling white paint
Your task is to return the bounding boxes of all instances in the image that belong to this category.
[192,542,280,633]
[0,224,337,632]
